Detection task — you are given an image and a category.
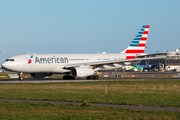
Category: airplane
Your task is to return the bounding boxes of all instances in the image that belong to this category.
[1,25,165,80]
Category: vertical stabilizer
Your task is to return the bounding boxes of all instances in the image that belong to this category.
[121,25,150,59]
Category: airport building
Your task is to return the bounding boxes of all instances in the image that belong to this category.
[140,49,180,71]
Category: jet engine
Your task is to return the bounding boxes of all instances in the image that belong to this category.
[71,67,95,77]
[30,73,53,78]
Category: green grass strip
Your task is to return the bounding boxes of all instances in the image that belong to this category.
[0,80,180,107]
[0,101,179,120]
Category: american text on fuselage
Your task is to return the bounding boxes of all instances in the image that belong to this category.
[35,56,68,64]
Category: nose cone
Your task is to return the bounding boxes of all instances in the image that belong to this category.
[2,61,15,71]
[2,62,9,69]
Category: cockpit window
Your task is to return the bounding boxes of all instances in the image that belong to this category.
[6,59,14,61]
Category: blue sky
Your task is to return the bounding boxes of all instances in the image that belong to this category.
[0,0,180,62]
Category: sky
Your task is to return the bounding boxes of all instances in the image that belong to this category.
[0,0,180,63]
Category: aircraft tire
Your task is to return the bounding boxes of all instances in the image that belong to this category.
[86,76,91,80]
[90,76,94,79]
[70,76,75,80]
[19,77,23,81]
[94,75,99,80]
[63,76,67,80]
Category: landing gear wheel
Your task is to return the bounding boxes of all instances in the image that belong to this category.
[93,75,99,80]
[18,72,23,81]
[19,77,23,81]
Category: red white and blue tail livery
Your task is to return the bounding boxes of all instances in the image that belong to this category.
[121,25,150,59]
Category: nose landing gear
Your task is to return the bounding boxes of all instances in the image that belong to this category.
[18,72,23,81]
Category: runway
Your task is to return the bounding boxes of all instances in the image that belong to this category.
[0,78,180,84]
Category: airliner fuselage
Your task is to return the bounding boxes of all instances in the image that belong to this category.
[3,53,133,73]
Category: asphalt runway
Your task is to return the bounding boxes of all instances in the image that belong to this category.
[1,99,180,112]
[0,78,180,84]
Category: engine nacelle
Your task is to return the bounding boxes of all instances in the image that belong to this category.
[30,73,53,78]
[71,67,95,77]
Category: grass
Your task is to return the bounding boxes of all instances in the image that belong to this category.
[1,80,180,119]
[0,101,180,120]
[0,80,180,107]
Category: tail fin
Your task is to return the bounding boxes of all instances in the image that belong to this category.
[121,25,150,57]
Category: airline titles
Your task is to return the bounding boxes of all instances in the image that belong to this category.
[35,56,68,64]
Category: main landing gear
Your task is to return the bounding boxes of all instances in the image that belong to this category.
[18,72,23,81]
[63,75,75,80]
[86,75,99,80]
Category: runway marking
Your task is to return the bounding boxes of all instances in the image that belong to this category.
[0,99,180,111]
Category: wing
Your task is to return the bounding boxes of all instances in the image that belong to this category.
[64,56,166,69]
